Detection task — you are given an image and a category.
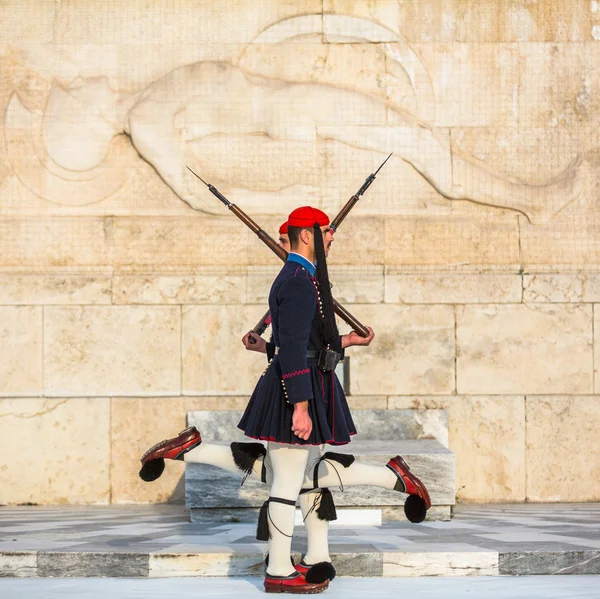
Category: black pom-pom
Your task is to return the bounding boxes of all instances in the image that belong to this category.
[256,500,270,541]
[316,488,337,521]
[139,459,165,482]
[231,442,266,475]
[404,494,427,523]
[321,452,355,468]
[305,561,336,584]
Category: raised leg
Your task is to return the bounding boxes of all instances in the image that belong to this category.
[300,451,431,523]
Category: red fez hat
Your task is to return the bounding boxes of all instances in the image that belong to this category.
[279,221,288,235]
[287,206,330,228]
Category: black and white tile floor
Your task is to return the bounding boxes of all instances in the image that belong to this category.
[1,503,599,578]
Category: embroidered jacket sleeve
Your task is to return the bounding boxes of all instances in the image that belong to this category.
[277,275,316,404]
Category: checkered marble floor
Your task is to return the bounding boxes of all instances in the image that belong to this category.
[1,504,600,577]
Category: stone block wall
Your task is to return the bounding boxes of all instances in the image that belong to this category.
[1,0,600,505]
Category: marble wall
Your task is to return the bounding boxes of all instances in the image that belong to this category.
[1,0,599,505]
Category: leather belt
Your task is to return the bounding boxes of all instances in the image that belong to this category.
[274,347,319,359]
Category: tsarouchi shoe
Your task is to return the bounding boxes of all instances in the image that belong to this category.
[386,455,431,523]
[264,568,330,594]
[138,426,202,482]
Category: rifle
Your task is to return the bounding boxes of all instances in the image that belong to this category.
[248,152,392,340]
[330,152,392,231]
[186,166,369,338]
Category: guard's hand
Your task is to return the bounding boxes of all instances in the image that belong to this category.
[292,402,312,441]
[242,331,267,353]
[342,326,375,349]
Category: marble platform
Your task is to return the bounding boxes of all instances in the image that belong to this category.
[2,504,600,578]
[185,409,455,522]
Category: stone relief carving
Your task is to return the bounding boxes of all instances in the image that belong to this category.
[1,14,589,223]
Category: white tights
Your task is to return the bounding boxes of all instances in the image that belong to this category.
[185,441,399,575]
[184,442,398,492]
[265,443,310,576]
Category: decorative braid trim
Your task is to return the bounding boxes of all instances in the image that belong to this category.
[282,368,310,379]
[292,265,311,278]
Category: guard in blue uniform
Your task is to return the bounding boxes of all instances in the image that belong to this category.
[237,245,354,446]
[138,206,431,594]
[238,206,346,593]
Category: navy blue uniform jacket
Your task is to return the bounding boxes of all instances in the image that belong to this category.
[238,258,356,445]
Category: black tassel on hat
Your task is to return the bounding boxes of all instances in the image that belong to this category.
[316,488,337,521]
[313,223,339,347]
[256,500,270,541]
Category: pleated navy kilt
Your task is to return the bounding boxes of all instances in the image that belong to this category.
[238,356,356,446]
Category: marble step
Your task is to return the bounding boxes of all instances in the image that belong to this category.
[3,504,600,579]
[185,409,455,522]
[186,439,455,522]
[186,408,449,444]
[6,544,600,577]
[0,548,499,578]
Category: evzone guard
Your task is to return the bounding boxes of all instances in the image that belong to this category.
[241,218,375,584]
[139,206,431,594]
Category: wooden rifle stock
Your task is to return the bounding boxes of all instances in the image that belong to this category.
[187,166,369,337]
[330,194,359,232]
[252,309,271,336]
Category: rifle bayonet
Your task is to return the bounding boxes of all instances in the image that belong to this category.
[330,152,392,231]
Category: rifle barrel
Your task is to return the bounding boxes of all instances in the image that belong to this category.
[187,167,370,337]
[186,166,232,207]
[330,195,358,231]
